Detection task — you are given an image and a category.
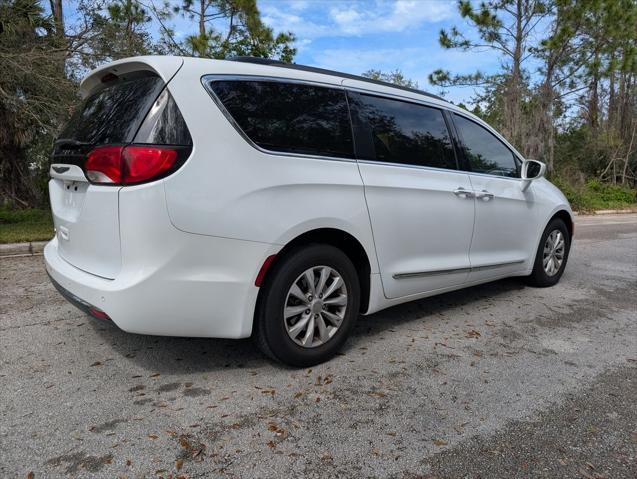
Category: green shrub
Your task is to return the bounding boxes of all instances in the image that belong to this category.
[552,177,637,212]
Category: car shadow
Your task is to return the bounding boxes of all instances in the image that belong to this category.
[90,278,526,374]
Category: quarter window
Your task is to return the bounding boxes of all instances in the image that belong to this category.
[209,80,354,158]
[352,93,456,169]
[453,114,519,178]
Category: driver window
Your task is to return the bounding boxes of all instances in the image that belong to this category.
[453,114,519,178]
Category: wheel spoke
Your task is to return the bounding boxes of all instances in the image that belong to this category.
[321,310,342,326]
[288,313,311,337]
[301,315,315,346]
[324,294,347,306]
[289,283,309,303]
[304,269,316,296]
[316,314,329,343]
[285,304,308,319]
[316,267,330,297]
[322,276,343,299]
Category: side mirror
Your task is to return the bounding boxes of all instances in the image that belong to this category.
[521,159,546,192]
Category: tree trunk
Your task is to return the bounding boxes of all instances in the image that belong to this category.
[504,0,524,150]
[50,0,64,38]
[199,0,206,37]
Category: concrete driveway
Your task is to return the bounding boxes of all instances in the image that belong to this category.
[1,214,636,478]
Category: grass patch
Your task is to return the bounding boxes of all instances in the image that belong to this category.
[551,178,637,212]
[0,207,54,244]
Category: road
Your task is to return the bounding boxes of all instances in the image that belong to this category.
[1,214,636,478]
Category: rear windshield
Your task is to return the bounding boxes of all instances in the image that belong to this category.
[59,73,164,145]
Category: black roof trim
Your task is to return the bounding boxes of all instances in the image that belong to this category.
[229,56,443,101]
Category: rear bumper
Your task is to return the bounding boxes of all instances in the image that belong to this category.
[44,234,275,338]
[47,271,112,321]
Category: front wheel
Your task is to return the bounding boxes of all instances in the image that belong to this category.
[526,218,571,287]
[254,244,360,367]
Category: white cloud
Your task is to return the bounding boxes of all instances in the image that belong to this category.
[329,0,455,35]
[261,5,330,38]
[261,0,455,39]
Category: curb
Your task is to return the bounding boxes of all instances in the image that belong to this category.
[574,208,637,216]
[0,241,48,258]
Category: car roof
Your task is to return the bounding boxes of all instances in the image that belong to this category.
[228,56,443,101]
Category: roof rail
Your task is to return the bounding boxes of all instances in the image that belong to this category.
[227,56,443,101]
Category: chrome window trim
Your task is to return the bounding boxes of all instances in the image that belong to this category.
[393,259,525,279]
[356,159,469,176]
[201,74,357,164]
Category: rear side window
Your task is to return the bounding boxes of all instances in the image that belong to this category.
[351,93,456,170]
[60,72,165,145]
[453,114,519,178]
[208,80,354,158]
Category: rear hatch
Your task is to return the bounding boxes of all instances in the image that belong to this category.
[50,58,189,279]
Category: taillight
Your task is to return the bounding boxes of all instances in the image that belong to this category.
[85,145,180,185]
[123,146,177,184]
[85,146,124,184]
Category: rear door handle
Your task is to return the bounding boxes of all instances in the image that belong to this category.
[453,187,475,199]
[476,190,495,201]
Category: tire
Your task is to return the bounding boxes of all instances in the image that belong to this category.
[254,244,360,367]
[526,218,571,287]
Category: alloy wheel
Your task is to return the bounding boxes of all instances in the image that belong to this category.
[283,266,348,348]
[543,229,565,276]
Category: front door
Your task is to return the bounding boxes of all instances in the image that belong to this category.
[451,113,539,282]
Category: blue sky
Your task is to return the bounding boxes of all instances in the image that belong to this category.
[257,0,503,105]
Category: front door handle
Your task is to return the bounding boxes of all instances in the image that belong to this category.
[453,187,475,199]
[476,190,495,201]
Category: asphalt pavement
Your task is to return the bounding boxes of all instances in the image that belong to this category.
[1,214,635,478]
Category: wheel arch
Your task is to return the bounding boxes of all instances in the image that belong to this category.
[257,228,372,315]
[549,209,574,239]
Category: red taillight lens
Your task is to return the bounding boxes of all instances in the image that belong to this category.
[84,145,179,185]
[122,146,178,185]
[89,307,111,320]
[85,146,124,184]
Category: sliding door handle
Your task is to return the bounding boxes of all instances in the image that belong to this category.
[476,190,495,201]
[453,187,475,199]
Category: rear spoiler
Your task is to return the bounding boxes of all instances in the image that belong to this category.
[79,56,184,98]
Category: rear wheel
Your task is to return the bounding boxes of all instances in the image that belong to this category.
[255,244,360,367]
[526,218,571,287]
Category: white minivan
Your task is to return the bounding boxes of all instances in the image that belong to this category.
[45,56,573,366]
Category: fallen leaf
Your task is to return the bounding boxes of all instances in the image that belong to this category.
[148,434,159,440]
[433,439,448,446]
[175,459,184,471]
[90,361,102,367]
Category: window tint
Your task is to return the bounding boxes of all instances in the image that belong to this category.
[135,90,192,146]
[453,114,519,178]
[209,80,353,158]
[352,94,456,169]
[60,73,165,145]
